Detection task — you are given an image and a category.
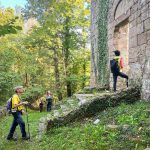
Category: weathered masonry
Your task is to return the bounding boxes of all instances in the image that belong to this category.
[91,0,150,101]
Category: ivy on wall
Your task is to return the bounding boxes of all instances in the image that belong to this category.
[97,0,109,87]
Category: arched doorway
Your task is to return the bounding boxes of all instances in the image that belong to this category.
[113,19,129,89]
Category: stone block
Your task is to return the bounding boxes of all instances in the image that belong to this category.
[129,26,137,37]
[140,43,147,51]
[142,80,150,91]
[137,32,147,45]
[108,39,114,48]
[129,63,142,83]
[147,30,150,40]
[129,57,138,63]
[141,3,149,13]
[137,22,144,34]
[136,16,142,24]
[144,18,150,31]
[141,10,149,21]
[129,47,139,57]
[146,46,150,56]
[108,34,113,40]
[131,3,138,14]
[129,36,138,48]
[130,19,137,28]
[139,45,147,64]
[129,12,138,22]
[108,22,114,30]
[138,0,147,8]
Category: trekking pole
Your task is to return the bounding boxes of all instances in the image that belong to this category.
[25,105,30,139]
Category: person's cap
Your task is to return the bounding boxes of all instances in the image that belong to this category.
[14,86,23,91]
[113,50,120,55]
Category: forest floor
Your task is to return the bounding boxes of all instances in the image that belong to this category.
[0,100,149,150]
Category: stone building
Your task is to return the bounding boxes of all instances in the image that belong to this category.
[91,0,150,101]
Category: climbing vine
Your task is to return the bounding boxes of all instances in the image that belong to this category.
[97,0,109,87]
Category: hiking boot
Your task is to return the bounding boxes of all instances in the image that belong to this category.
[7,137,17,141]
[22,136,30,140]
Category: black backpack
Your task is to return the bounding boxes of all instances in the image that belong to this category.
[110,59,120,73]
[6,97,12,114]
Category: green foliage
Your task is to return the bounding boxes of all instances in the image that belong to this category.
[22,85,45,102]
[97,0,109,87]
[0,8,22,36]
[0,72,21,104]
[0,1,90,103]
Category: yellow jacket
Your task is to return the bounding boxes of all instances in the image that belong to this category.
[11,94,24,112]
[114,56,124,71]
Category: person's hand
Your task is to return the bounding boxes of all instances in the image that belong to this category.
[22,101,29,105]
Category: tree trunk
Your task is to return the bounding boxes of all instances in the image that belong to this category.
[82,60,86,89]
[53,48,63,101]
[63,17,72,97]
[24,72,29,87]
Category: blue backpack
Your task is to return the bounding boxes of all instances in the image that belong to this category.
[6,97,12,114]
[110,59,120,73]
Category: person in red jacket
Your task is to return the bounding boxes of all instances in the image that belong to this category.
[112,50,128,92]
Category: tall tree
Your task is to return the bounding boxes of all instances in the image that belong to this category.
[24,0,90,97]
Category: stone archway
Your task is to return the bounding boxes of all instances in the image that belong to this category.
[113,19,129,89]
[114,19,129,73]
[114,0,134,20]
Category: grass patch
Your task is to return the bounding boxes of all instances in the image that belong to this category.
[0,101,149,150]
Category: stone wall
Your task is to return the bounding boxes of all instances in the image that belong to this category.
[90,0,99,87]
[141,51,150,100]
[0,106,6,118]
[91,0,150,100]
[47,88,140,129]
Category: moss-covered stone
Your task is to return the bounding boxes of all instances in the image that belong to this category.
[47,87,140,129]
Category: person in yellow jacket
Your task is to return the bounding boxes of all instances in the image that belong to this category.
[7,86,30,141]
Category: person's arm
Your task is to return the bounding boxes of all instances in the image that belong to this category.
[13,101,28,108]
[12,95,28,109]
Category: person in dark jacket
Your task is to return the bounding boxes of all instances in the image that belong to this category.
[46,91,53,112]
[112,50,128,92]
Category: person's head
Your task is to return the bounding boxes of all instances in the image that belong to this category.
[14,86,24,95]
[114,50,120,56]
[47,91,51,95]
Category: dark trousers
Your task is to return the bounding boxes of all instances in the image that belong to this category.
[39,106,43,112]
[113,72,128,92]
[47,102,52,112]
[7,111,26,138]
